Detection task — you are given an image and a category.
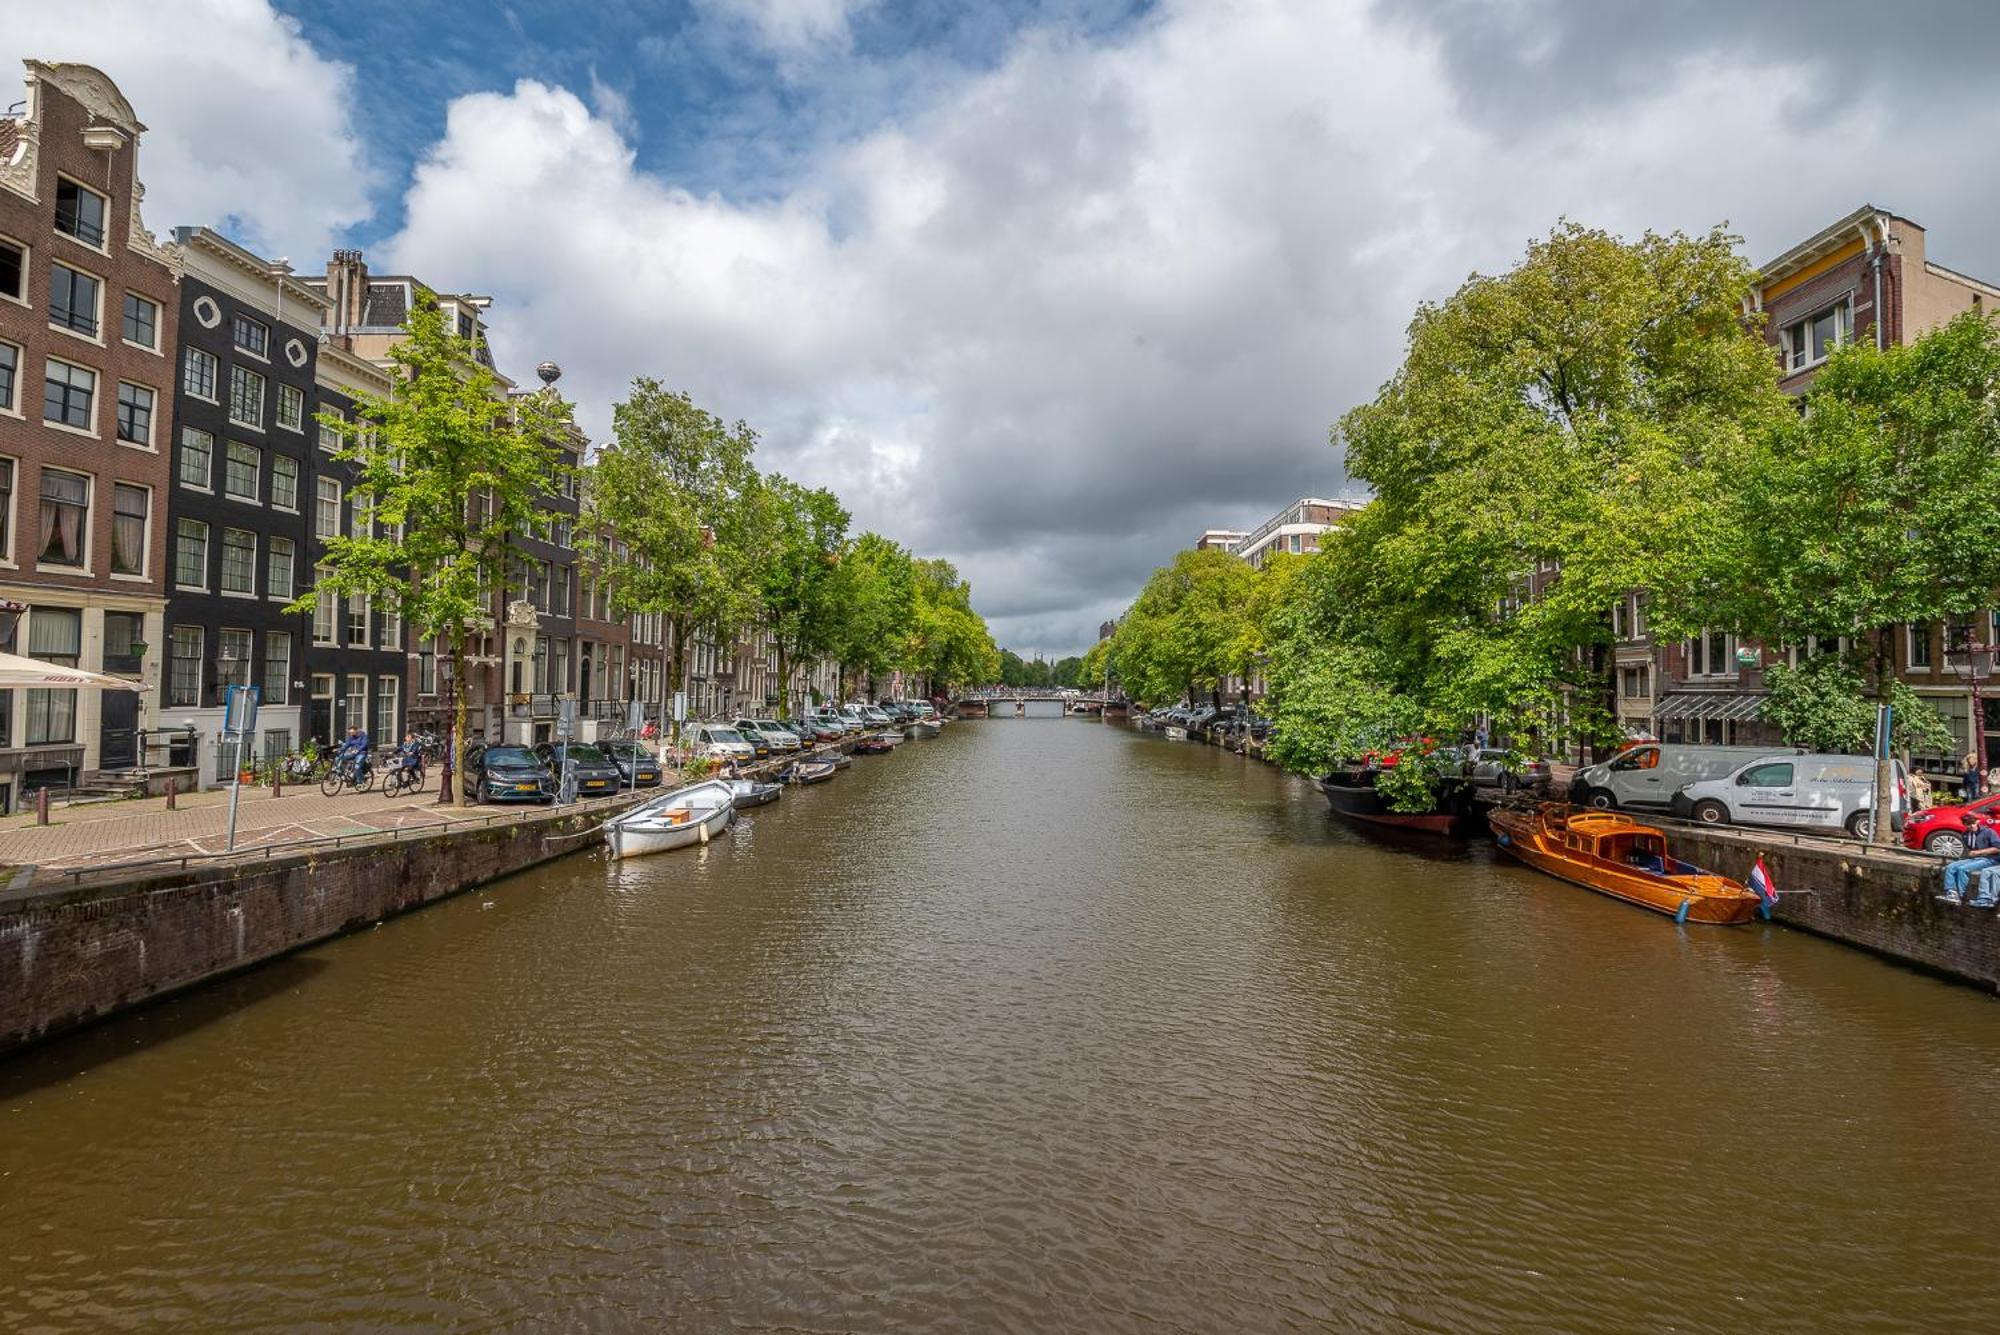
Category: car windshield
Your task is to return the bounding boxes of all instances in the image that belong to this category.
[756,720,785,731]
[485,746,539,766]
[561,745,607,763]
[709,729,744,743]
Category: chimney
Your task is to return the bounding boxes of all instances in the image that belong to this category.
[326,247,368,344]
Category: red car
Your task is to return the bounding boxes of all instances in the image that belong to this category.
[1903,793,2000,856]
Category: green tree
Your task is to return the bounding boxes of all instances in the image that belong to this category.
[1050,655,1085,688]
[1335,220,1793,748]
[901,557,997,693]
[1762,656,1953,757]
[754,475,851,715]
[581,381,762,740]
[1729,312,2000,835]
[1110,548,1257,706]
[833,532,915,699]
[299,298,570,806]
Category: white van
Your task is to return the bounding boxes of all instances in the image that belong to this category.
[1670,753,1907,840]
[1571,744,1800,812]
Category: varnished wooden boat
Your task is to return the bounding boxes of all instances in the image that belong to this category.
[1488,805,1760,924]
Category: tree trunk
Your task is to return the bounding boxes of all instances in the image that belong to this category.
[1871,627,1893,846]
[668,614,690,751]
[450,631,469,808]
[775,644,792,718]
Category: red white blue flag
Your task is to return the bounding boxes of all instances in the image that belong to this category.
[1749,856,1778,912]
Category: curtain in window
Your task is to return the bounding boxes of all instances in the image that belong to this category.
[39,472,86,564]
[27,607,82,663]
[113,487,145,575]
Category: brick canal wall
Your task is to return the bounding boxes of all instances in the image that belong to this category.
[1655,825,2000,991]
[0,799,629,1056]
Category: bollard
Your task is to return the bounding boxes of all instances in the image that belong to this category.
[165,776,177,810]
[35,786,49,826]
[273,768,282,798]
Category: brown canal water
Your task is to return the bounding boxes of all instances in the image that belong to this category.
[4,720,2000,1331]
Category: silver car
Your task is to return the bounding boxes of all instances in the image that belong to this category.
[737,717,801,751]
[1671,753,1908,840]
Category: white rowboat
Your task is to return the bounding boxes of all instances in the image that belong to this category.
[604,779,736,860]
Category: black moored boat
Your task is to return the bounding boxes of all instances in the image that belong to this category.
[1316,767,1481,836]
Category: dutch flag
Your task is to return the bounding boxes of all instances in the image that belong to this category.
[1749,856,1778,917]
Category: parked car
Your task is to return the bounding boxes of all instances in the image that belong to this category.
[536,742,624,796]
[726,723,776,758]
[1464,747,1552,793]
[1670,753,1908,840]
[463,743,554,804]
[788,716,843,743]
[1903,792,2000,857]
[688,724,757,764]
[603,741,664,788]
[1569,744,1802,811]
[735,717,802,751]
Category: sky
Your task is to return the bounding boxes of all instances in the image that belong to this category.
[8,0,2000,656]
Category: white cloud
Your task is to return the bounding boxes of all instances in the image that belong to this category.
[0,0,373,260]
[379,0,2000,656]
[695,0,874,54]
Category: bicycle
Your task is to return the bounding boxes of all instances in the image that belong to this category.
[379,760,426,797]
[283,750,331,783]
[320,751,373,797]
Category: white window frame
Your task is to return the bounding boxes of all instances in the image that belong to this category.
[47,256,104,346]
[270,453,299,512]
[183,346,218,403]
[34,466,92,573]
[0,233,27,308]
[227,363,265,431]
[275,382,305,432]
[314,476,342,539]
[0,336,19,420]
[51,173,110,255]
[1783,298,1853,374]
[264,632,292,706]
[231,313,270,361]
[174,517,209,592]
[114,379,156,450]
[41,356,97,437]
[312,564,336,646]
[109,480,151,581]
[0,454,17,566]
[167,625,203,708]
[219,526,258,598]
[267,535,296,601]
[1909,622,1934,671]
[223,439,261,504]
[121,290,161,353]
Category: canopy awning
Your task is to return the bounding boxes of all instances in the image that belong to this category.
[0,651,140,691]
[1653,692,1765,723]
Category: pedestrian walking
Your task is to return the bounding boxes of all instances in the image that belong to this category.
[1909,768,1933,812]
[1963,754,1985,802]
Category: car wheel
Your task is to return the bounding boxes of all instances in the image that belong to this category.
[1692,800,1729,825]
[1925,830,1967,858]
[1580,787,1617,811]
[1847,811,1874,841]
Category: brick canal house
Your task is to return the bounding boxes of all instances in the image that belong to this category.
[0,62,179,807]
[501,370,583,747]
[158,227,321,782]
[1617,206,2000,778]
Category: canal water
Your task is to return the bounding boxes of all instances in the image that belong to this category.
[5,721,1999,1331]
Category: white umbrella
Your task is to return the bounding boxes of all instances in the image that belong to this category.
[0,650,140,691]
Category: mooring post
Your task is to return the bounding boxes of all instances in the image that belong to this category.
[35,787,49,826]
[165,777,177,810]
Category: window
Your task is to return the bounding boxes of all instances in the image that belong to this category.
[28,607,80,665]
[175,517,208,589]
[318,408,343,453]
[276,383,304,431]
[315,477,341,538]
[220,527,256,595]
[375,676,398,745]
[270,454,298,510]
[53,178,107,248]
[42,358,95,431]
[1784,299,1851,373]
[231,314,269,358]
[168,626,202,707]
[224,440,260,502]
[213,628,253,692]
[264,633,291,706]
[115,381,153,446]
[0,458,13,560]
[25,688,76,745]
[1686,629,1733,677]
[1739,762,1795,788]
[419,650,436,695]
[347,594,369,647]
[103,611,144,673]
[179,426,213,489]
[122,292,158,349]
[37,469,89,567]
[379,607,400,651]
[1621,665,1650,698]
[345,675,367,736]
[312,565,336,645]
[48,262,99,338]
[0,238,22,302]
[111,483,147,577]
[268,536,295,599]
[183,346,217,401]
[0,339,15,413]
[1910,622,1934,670]
[228,365,264,428]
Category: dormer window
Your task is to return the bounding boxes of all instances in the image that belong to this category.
[54,179,107,249]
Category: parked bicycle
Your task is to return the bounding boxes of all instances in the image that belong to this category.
[320,750,374,797]
[282,750,331,783]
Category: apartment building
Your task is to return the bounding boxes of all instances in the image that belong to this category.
[158,227,319,782]
[0,62,178,802]
[1195,529,1244,554]
[1236,497,1363,569]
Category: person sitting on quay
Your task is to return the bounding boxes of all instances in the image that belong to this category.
[1938,817,2000,907]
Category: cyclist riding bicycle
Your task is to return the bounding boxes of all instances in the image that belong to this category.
[336,726,371,782]
[397,731,423,776]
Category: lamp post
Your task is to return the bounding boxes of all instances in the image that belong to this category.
[436,654,456,806]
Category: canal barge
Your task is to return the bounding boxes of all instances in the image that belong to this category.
[1316,767,1479,835]
[1488,805,1761,924]
[604,779,737,860]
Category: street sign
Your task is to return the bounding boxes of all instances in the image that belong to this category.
[1874,704,1894,760]
[222,684,260,736]
[672,691,687,723]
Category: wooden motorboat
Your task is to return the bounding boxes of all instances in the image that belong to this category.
[904,720,942,739]
[854,735,895,755]
[726,778,782,810]
[785,759,838,785]
[1488,805,1761,924]
[604,779,735,860]
[1316,767,1478,835]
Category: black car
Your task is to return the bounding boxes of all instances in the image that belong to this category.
[463,743,554,804]
[604,741,664,788]
[535,742,625,796]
